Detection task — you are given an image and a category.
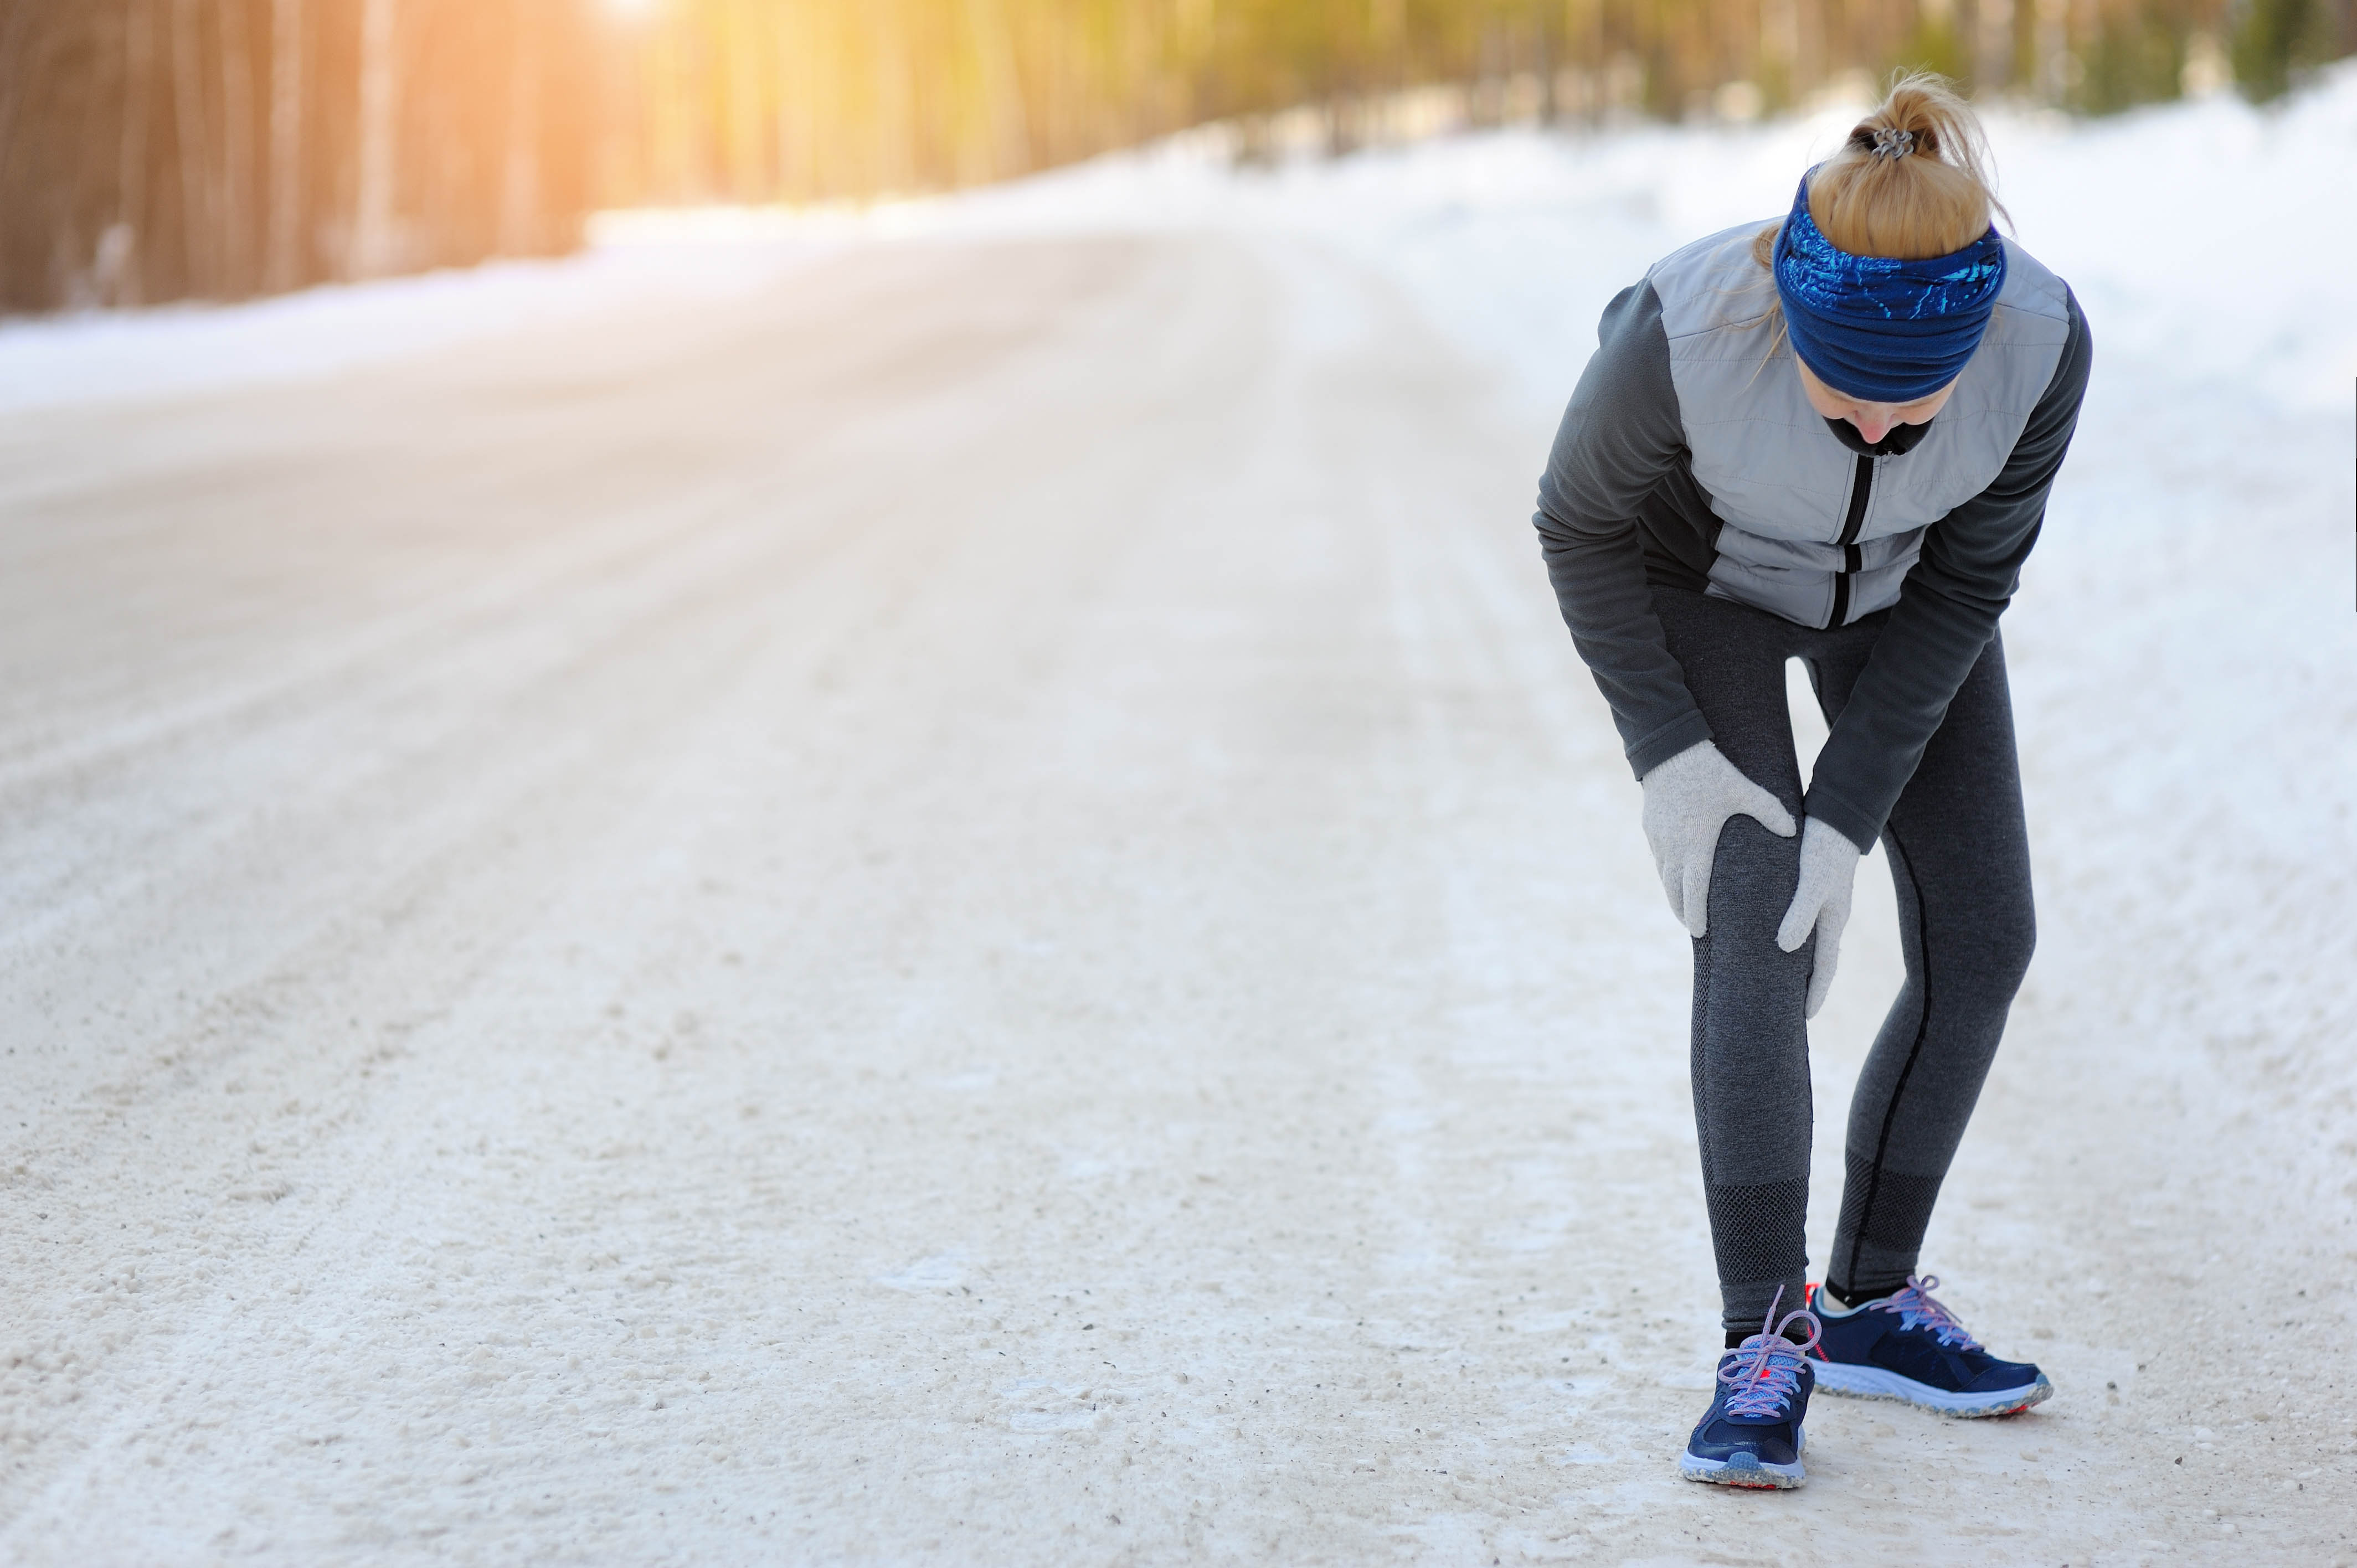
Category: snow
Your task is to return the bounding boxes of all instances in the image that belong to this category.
[0,230,850,416]
[19,65,2354,421]
[2,64,2353,1565]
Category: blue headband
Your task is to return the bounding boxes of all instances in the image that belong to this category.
[1772,172,2006,403]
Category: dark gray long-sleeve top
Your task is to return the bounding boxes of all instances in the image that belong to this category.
[1533,279,2092,852]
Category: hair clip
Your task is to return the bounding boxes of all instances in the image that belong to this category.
[1867,126,1916,160]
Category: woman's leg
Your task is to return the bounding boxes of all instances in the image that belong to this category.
[1651,590,1816,1338]
[1808,632,2037,1301]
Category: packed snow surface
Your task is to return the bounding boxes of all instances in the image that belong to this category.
[3,66,2353,1566]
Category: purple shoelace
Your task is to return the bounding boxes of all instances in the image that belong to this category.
[1869,1273,1984,1350]
[1718,1285,1823,1418]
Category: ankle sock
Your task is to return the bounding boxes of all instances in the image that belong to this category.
[1722,1323,1819,1350]
[1821,1280,1898,1311]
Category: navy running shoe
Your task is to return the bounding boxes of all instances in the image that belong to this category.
[1808,1275,2052,1418]
[1680,1287,1821,1489]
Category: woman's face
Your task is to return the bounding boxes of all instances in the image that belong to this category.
[1795,358,1956,446]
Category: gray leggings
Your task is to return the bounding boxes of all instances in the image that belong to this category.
[1651,587,2036,1334]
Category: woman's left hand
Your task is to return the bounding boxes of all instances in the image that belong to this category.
[1777,818,1864,1019]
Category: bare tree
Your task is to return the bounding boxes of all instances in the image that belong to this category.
[112,0,157,304]
[500,0,544,254]
[171,0,212,294]
[775,0,835,199]
[872,0,916,192]
[0,6,45,207]
[1976,0,2015,91]
[219,0,256,293]
[267,0,302,290]
[352,0,399,276]
[723,0,768,198]
[965,0,1032,180]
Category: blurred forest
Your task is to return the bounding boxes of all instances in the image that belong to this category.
[2,0,2351,314]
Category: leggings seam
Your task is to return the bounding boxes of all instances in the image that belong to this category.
[1840,823,1930,1292]
[1692,929,1713,1189]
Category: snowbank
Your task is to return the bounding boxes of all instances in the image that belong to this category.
[0,234,845,415]
[10,64,2354,422]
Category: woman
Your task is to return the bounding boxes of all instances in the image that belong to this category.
[1533,75,2090,1490]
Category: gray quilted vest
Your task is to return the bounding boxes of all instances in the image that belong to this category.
[1648,221,2073,630]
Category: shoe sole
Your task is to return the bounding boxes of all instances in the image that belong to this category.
[1813,1361,2053,1418]
[1679,1450,1805,1489]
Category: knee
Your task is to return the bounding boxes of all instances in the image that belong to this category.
[1704,816,1806,946]
[1972,898,2036,1002]
[1887,829,2036,1005]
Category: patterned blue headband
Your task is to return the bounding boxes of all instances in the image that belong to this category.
[1772,171,2006,404]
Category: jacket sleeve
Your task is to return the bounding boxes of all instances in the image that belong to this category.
[1532,280,1713,779]
[1803,290,2094,851]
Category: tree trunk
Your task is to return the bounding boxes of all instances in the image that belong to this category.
[776,0,833,201]
[499,0,543,255]
[1975,0,2015,92]
[2031,0,2067,99]
[964,0,1031,181]
[352,0,399,276]
[872,0,915,193]
[116,0,156,303]
[723,0,766,199]
[775,0,805,199]
[0,4,44,202]
[171,0,211,295]
[218,0,255,295]
[267,0,302,290]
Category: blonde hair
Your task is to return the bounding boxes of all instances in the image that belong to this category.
[1744,74,2009,379]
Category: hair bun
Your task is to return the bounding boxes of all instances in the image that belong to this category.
[1849,122,1921,160]
[1812,74,2001,260]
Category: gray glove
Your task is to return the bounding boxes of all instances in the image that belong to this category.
[1639,740,1796,938]
[1777,817,1863,1019]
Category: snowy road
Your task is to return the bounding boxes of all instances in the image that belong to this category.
[3,158,2354,1564]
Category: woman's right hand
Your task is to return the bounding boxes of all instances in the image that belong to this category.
[1638,740,1796,937]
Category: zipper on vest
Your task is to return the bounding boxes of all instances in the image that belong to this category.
[1831,453,1872,627]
